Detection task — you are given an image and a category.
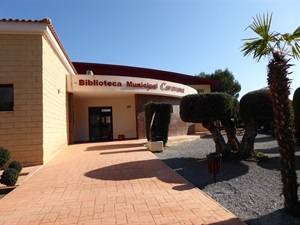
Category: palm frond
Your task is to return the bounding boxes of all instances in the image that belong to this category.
[249,13,272,39]
[291,26,300,38]
[280,26,300,59]
[242,13,300,60]
[241,13,276,62]
[291,42,300,59]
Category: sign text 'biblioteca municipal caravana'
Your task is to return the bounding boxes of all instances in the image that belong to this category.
[78,79,185,93]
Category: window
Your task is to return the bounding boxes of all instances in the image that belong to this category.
[0,84,13,111]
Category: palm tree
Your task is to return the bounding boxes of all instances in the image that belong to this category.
[241,13,300,216]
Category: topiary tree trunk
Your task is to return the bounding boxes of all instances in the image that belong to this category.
[239,120,258,158]
[221,119,240,152]
[202,120,229,155]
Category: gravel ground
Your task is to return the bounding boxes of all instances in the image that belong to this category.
[155,133,300,225]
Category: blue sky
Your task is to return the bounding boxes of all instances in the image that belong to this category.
[1,0,299,99]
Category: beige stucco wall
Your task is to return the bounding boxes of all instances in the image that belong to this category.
[188,84,211,93]
[0,33,70,166]
[0,34,44,166]
[73,95,136,142]
[42,36,69,164]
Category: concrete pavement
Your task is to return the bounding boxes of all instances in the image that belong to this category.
[0,137,245,225]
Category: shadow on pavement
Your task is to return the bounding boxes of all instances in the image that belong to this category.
[84,158,194,189]
[161,157,249,189]
[85,143,145,151]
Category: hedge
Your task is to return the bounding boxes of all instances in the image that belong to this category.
[145,102,172,146]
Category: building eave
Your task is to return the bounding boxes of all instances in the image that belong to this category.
[72,62,218,86]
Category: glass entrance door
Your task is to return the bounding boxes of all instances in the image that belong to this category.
[89,107,113,142]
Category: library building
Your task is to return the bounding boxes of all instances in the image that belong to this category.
[0,18,216,166]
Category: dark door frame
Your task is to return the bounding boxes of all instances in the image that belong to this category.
[88,106,113,142]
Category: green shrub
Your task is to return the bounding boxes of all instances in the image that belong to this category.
[180,92,236,122]
[240,89,274,124]
[180,93,237,155]
[293,87,300,143]
[0,147,11,168]
[0,168,19,186]
[145,102,172,146]
[8,161,23,173]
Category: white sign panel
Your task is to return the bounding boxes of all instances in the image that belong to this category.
[67,75,197,97]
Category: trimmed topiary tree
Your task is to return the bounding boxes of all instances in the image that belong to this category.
[0,147,11,168]
[293,87,300,144]
[180,92,237,156]
[145,101,172,146]
[0,168,19,186]
[0,147,22,187]
[8,161,23,173]
[239,89,274,158]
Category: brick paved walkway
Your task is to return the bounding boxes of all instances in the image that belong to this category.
[0,138,245,225]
